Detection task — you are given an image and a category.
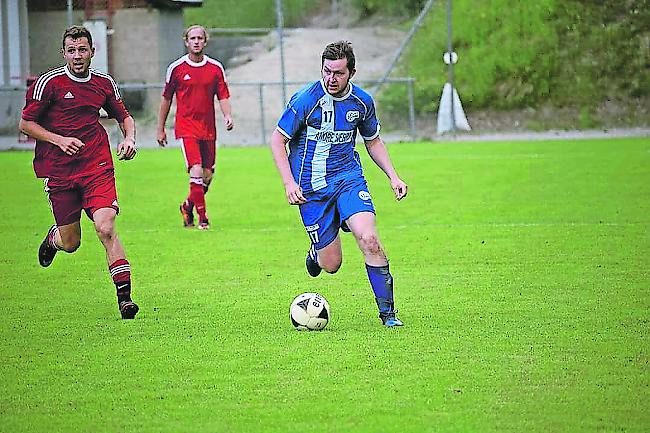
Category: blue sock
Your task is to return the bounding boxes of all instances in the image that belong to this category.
[366,263,394,314]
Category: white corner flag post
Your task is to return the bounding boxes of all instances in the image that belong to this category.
[437,0,470,135]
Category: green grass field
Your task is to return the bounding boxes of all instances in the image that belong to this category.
[1,137,648,432]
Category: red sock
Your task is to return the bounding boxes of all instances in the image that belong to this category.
[190,177,207,221]
[109,258,132,303]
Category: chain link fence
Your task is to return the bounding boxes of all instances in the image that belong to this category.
[1,77,416,148]
[2,1,420,147]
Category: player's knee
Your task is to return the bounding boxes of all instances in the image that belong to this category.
[60,238,80,253]
[189,164,203,177]
[321,256,342,274]
[94,220,115,241]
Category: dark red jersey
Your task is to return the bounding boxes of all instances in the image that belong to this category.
[22,66,131,179]
[162,55,230,140]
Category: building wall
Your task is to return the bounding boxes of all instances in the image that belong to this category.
[2,6,187,131]
[28,7,185,82]
[28,11,86,75]
[111,7,185,83]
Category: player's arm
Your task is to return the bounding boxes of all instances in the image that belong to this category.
[19,118,84,156]
[156,96,172,147]
[270,129,306,205]
[216,97,234,131]
[365,136,408,200]
[116,115,137,160]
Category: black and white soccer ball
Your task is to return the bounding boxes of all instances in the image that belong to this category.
[290,292,330,330]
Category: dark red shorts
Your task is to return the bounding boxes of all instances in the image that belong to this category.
[44,170,119,226]
[180,137,216,172]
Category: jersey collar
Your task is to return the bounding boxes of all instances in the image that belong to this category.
[320,79,352,101]
[184,54,208,67]
[64,65,92,82]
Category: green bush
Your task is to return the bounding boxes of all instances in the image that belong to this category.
[349,0,427,17]
[377,0,649,115]
[184,0,326,29]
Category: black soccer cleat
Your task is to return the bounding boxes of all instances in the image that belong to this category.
[38,225,58,267]
[305,244,322,277]
[119,300,139,319]
[376,297,403,327]
[379,311,404,327]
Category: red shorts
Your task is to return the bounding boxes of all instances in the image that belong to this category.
[44,169,119,226]
[180,137,216,172]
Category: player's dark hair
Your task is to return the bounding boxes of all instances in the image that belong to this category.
[322,41,355,72]
[62,25,93,49]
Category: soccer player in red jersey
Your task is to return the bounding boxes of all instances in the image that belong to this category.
[157,24,234,230]
[19,26,139,319]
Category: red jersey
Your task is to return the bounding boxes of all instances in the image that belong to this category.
[22,65,131,179]
[162,55,230,140]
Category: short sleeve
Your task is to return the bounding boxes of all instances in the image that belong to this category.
[102,78,130,122]
[21,80,51,121]
[215,67,230,100]
[358,96,380,141]
[162,67,177,100]
[276,93,306,139]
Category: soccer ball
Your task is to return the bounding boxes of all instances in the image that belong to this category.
[290,292,330,331]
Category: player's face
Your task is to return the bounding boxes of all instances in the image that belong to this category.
[322,58,355,97]
[62,37,94,78]
[185,28,207,56]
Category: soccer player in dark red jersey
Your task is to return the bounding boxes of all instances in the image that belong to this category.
[157,24,234,230]
[19,26,139,320]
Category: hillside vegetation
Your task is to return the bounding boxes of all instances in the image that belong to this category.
[186,0,649,129]
[394,0,649,113]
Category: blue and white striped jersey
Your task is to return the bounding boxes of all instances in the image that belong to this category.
[276,80,380,193]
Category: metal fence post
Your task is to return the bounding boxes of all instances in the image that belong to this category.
[259,83,266,144]
[407,78,416,141]
[275,0,287,106]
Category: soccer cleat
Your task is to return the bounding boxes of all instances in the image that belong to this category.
[197,219,210,230]
[379,311,404,327]
[119,300,139,319]
[38,225,58,267]
[180,202,194,227]
[305,244,322,277]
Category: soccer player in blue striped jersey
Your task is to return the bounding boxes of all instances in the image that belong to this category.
[270,41,408,327]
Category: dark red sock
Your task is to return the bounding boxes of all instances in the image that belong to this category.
[190,177,207,221]
[184,196,194,212]
[109,259,132,303]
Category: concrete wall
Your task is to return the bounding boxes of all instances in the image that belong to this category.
[28,8,185,82]
[111,8,184,84]
[28,11,86,76]
[110,8,185,113]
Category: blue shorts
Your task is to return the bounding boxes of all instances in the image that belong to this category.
[300,176,375,250]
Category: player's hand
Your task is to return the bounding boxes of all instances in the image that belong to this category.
[117,137,137,160]
[390,177,408,201]
[157,129,167,147]
[224,116,234,131]
[285,181,307,205]
[56,137,85,156]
